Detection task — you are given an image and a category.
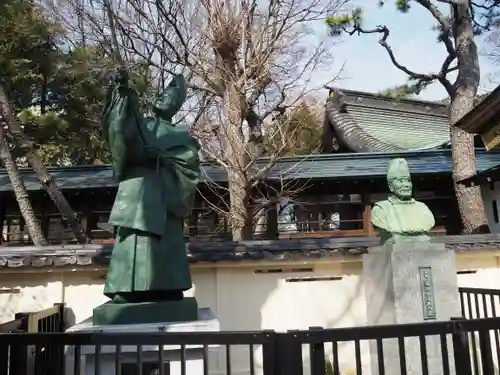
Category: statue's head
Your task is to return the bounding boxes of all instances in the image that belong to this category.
[387,158,413,200]
[153,74,187,121]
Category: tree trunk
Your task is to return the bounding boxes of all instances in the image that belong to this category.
[0,120,46,246]
[449,3,489,234]
[0,85,89,244]
[227,168,253,240]
[221,84,254,241]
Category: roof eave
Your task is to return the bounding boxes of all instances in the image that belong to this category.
[2,234,500,268]
[454,85,500,134]
[459,164,500,187]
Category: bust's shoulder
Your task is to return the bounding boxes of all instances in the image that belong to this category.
[413,200,433,211]
[372,200,392,211]
[370,201,389,230]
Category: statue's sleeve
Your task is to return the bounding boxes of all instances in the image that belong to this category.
[160,134,201,218]
[370,204,388,231]
[102,84,145,181]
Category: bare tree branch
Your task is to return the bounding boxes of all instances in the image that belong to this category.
[349,24,455,95]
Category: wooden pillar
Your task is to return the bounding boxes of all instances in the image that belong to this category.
[0,194,5,245]
[362,193,373,236]
[41,194,49,240]
[81,189,89,236]
[265,203,278,240]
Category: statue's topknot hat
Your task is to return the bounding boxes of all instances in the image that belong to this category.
[387,158,410,182]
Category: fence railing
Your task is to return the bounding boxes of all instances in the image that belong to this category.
[459,287,500,319]
[0,304,66,375]
[0,292,499,375]
[0,303,65,333]
[1,316,499,375]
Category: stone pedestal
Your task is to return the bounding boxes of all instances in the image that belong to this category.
[64,308,220,375]
[362,240,460,375]
[93,297,199,326]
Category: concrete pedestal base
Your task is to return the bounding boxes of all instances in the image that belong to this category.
[363,240,460,375]
[64,308,220,375]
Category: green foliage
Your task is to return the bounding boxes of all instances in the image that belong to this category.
[394,0,410,13]
[0,0,60,110]
[378,81,432,99]
[325,7,363,36]
[0,0,154,165]
[325,357,334,375]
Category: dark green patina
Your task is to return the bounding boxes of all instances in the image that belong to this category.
[93,298,198,326]
[93,71,200,325]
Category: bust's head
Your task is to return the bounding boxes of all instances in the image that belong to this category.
[387,158,413,200]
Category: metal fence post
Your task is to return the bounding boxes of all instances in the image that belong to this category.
[273,331,303,375]
[262,330,304,375]
[451,319,472,375]
[262,330,277,375]
[53,303,66,375]
[9,313,29,375]
[309,327,325,375]
[0,339,8,375]
[54,303,66,332]
[477,328,494,375]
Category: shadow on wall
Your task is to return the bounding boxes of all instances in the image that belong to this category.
[210,267,279,375]
[64,307,77,328]
[304,275,366,375]
[0,273,64,324]
[63,272,110,324]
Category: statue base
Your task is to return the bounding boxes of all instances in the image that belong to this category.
[66,308,220,375]
[93,297,198,326]
[363,239,460,375]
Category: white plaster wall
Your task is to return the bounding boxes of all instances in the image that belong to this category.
[481,182,500,233]
[62,268,218,324]
[62,272,109,325]
[5,259,499,329]
[2,257,500,375]
[0,272,63,323]
[213,264,368,375]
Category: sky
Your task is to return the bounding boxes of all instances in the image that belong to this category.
[315,0,499,101]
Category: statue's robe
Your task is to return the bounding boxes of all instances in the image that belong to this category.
[101,82,200,300]
[371,196,435,236]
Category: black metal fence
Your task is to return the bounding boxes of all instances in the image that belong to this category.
[0,303,65,334]
[1,316,500,375]
[458,287,500,375]
[0,304,66,375]
[1,289,499,375]
[459,287,500,319]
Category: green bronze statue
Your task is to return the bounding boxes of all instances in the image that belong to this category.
[371,158,435,242]
[100,70,200,306]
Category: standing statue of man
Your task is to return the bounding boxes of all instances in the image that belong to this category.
[101,70,200,304]
[371,158,435,242]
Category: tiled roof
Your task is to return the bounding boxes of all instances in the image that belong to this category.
[0,149,499,191]
[454,85,500,134]
[1,234,500,268]
[342,90,450,150]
